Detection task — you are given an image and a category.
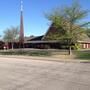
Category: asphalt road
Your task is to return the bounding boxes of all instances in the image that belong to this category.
[0,57,90,90]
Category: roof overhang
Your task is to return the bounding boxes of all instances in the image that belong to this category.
[24,40,60,44]
[78,41,90,43]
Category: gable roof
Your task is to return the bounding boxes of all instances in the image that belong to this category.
[42,23,58,40]
[28,35,44,41]
[25,23,90,43]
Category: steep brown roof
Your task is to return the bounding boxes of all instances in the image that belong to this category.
[24,23,90,43]
[42,23,62,40]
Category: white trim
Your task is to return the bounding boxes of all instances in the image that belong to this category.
[86,44,89,48]
[21,0,23,11]
[83,44,86,48]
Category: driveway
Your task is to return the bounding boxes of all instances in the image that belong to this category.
[0,57,90,90]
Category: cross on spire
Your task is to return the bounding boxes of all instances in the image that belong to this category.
[21,0,23,11]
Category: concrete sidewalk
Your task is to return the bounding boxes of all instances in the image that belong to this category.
[0,55,88,63]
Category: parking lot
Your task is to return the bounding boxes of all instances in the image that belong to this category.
[0,56,90,90]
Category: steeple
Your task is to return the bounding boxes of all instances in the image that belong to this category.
[19,0,24,48]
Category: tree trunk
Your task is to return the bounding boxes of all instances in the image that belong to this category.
[69,46,72,55]
[11,42,14,50]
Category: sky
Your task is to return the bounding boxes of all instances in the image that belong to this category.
[0,0,90,37]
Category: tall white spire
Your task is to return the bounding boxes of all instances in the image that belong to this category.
[21,0,23,11]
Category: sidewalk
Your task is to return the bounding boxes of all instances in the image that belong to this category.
[0,55,86,63]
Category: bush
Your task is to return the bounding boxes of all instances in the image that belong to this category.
[72,44,81,50]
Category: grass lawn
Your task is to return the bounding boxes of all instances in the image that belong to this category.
[0,49,51,57]
[0,49,90,60]
[74,50,90,60]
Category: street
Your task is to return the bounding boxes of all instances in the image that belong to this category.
[0,57,90,90]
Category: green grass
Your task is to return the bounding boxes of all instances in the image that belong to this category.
[0,49,90,60]
[0,50,51,57]
[75,50,90,60]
